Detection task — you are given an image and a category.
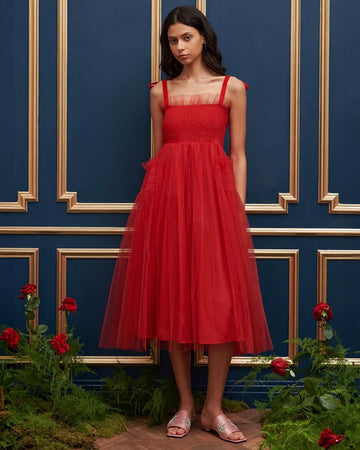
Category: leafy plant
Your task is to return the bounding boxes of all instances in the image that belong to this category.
[0,284,125,448]
[101,365,179,426]
[242,302,360,449]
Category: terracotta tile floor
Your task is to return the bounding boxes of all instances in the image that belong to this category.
[95,409,264,449]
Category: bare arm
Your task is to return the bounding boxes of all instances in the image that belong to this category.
[228,77,247,204]
[150,82,164,156]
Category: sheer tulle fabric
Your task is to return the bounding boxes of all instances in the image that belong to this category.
[168,93,229,108]
[99,77,272,355]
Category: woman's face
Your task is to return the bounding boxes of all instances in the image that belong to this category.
[167,22,204,66]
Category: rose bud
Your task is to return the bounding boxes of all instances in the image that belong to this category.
[313,303,333,322]
[270,357,289,376]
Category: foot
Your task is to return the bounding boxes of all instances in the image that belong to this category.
[167,409,195,438]
[201,407,246,443]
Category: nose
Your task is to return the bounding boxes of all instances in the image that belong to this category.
[177,40,185,51]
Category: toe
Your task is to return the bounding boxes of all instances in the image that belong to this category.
[229,431,245,441]
[168,426,176,435]
[168,426,186,436]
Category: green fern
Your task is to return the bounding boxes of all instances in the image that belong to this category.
[101,365,179,425]
[241,333,360,448]
[53,384,109,425]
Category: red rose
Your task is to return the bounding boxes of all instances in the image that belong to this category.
[270,357,289,376]
[50,333,69,355]
[0,327,20,350]
[313,303,333,322]
[19,283,37,299]
[318,428,344,448]
[58,297,77,313]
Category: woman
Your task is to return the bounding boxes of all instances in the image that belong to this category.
[100,5,272,444]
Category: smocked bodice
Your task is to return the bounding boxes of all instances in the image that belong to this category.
[148,76,249,146]
[162,103,229,145]
[161,76,230,146]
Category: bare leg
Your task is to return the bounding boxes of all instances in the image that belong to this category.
[168,343,195,436]
[201,342,245,441]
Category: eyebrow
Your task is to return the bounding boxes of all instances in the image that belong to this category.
[167,32,192,39]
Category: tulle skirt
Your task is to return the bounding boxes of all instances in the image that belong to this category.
[99,141,273,355]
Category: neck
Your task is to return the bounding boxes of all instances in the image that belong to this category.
[177,58,214,82]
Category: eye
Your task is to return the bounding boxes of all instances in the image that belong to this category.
[184,35,191,41]
[169,39,177,44]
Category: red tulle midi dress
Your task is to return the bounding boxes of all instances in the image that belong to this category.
[99,75,273,355]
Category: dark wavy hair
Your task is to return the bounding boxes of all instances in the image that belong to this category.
[160,6,226,79]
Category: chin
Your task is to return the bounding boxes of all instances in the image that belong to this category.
[178,58,192,65]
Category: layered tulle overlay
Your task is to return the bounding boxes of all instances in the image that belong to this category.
[99,76,272,355]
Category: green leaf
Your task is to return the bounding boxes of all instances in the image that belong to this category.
[274,387,294,408]
[302,396,315,407]
[62,353,72,364]
[25,296,40,311]
[324,326,334,340]
[36,324,48,334]
[54,370,67,383]
[304,378,317,395]
[319,393,341,410]
[279,396,294,409]
[25,310,35,320]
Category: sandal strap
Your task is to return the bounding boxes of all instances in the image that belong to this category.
[213,414,241,440]
[167,410,192,433]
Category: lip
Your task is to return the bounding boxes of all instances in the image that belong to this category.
[178,54,189,58]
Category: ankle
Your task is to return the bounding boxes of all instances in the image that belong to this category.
[201,403,223,418]
[179,399,195,413]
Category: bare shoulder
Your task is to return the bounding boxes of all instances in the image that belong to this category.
[227,76,247,95]
[226,76,247,108]
[149,81,163,100]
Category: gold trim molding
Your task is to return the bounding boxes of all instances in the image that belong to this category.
[1,0,39,212]
[318,0,360,213]
[0,248,39,361]
[56,248,159,365]
[247,0,300,214]
[1,226,360,236]
[317,250,360,364]
[150,0,162,157]
[195,249,299,366]
[196,0,206,15]
[251,228,360,236]
[0,226,126,235]
[57,0,160,213]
